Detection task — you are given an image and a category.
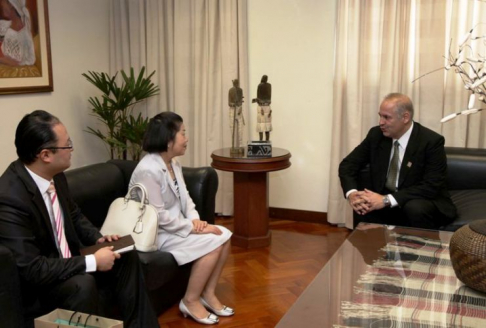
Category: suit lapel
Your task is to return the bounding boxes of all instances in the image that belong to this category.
[153,154,186,216]
[160,159,179,199]
[398,123,419,188]
[156,155,182,205]
[13,160,57,248]
[174,166,187,215]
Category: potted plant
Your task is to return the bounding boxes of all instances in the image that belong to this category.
[83,66,159,161]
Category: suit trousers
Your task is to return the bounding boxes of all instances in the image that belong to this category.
[40,251,159,328]
[354,198,448,230]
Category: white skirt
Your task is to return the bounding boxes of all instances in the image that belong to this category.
[256,105,272,132]
[159,225,232,265]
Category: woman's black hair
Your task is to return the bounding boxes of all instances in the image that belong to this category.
[15,110,60,164]
[143,111,183,153]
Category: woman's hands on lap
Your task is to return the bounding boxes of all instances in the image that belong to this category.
[192,221,222,235]
[192,219,208,232]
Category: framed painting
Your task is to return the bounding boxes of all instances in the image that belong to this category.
[0,0,53,95]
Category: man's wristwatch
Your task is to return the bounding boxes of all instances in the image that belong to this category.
[383,195,391,207]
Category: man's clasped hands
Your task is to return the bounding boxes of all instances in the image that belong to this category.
[348,189,387,215]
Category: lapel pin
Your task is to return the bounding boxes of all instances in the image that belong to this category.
[407,162,412,168]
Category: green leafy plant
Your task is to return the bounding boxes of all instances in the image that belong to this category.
[83,66,159,160]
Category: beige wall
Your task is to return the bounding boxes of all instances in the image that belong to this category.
[0,0,111,172]
[248,0,336,212]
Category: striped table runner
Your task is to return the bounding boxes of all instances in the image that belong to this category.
[335,233,486,328]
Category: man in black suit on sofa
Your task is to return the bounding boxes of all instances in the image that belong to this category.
[0,110,159,327]
[339,93,456,229]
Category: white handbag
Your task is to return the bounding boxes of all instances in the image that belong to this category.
[101,183,158,252]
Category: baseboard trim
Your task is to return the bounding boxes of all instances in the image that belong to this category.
[269,207,328,224]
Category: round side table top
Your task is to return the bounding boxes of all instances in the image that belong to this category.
[211,147,291,173]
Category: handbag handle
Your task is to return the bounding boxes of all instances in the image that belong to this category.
[125,183,149,210]
[125,183,151,234]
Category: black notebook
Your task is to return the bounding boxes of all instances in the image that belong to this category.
[80,235,135,256]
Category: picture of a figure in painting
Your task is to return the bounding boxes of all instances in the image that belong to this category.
[228,79,245,149]
[0,0,35,66]
[253,75,272,141]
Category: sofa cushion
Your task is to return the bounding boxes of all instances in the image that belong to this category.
[107,159,138,187]
[448,189,486,230]
[66,163,126,228]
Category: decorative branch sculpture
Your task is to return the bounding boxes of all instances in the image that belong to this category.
[413,23,486,122]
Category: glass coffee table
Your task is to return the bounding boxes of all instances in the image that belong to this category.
[277,223,486,327]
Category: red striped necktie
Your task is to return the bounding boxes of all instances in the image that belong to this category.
[47,182,71,258]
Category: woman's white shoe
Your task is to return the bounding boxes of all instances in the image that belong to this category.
[200,297,235,317]
[179,300,219,325]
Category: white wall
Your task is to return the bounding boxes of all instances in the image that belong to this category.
[0,0,111,172]
[247,0,336,212]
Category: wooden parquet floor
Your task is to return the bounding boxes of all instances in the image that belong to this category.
[158,217,350,327]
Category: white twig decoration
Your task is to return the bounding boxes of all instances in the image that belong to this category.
[413,22,486,123]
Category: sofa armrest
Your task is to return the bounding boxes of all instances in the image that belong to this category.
[0,245,24,327]
[182,167,218,224]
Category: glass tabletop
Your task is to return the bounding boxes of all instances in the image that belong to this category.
[277,223,486,327]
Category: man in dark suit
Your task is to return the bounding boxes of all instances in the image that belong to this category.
[339,93,457,229]
[0,110,159,327]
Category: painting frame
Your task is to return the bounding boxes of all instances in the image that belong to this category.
[0,0,53,95]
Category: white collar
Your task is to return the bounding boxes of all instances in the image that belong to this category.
[394,121,414,148]
[25,166,51,195]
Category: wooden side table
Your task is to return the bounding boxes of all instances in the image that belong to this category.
[211,147,291,248]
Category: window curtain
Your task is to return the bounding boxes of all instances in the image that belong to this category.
[328,0,486,228]
[109,0,250,215]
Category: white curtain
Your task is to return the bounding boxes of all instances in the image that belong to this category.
[328,0,486,228]
[109,0,250,215]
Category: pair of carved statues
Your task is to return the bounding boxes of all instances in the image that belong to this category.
[228,75,272,150]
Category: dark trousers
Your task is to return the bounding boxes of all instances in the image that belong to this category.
[41,251,159,328]
[354,198,447,230]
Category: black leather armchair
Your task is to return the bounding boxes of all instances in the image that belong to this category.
[0,160,218,327]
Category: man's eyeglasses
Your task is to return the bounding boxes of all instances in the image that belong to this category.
[45,140,74,150]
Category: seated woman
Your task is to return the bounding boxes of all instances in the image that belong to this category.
[129,112,234,325]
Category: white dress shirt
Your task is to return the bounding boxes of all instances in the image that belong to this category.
[386,122,414,207]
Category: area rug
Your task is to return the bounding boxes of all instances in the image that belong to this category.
[335,233,486,328]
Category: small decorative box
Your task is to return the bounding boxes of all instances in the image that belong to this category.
[247,141,272,157]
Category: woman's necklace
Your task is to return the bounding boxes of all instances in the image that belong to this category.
[166,161,174,175]
[161,152,175,175]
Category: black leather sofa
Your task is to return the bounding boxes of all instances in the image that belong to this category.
[0,159,218,328]
[355,146,486,230]
[443,147,486,231]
